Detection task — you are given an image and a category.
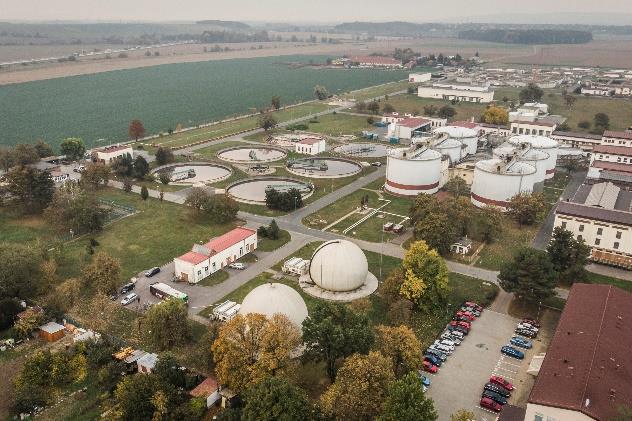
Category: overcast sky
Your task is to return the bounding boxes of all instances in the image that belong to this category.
[1,0,632,23]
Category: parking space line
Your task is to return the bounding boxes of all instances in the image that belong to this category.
[494,367,518,374]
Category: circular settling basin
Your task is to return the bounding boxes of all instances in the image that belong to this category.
[334,143,389,158]
[217,146,287,163]
[226,177,313,204]
[286,157,362,179]
[154,163,232,184]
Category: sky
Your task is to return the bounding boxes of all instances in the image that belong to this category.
[1,0,632,23]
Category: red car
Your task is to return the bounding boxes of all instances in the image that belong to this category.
[465,301,482,311]
[449,320,472,330]
[455,311,475,321]
[480,397,502,412]
[490,375,514,391]
[522,318,541,328]
[423,360,438,373]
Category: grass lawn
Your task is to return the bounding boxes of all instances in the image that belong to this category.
[0,208,58,244]
[475,218,538,271]
[584,271,632,292]
[54,188,237,282]
[197,269,229,287]
[341,80,411,101]
[383,93,489,123]
[257,229,291,252]
[299,113,375,137]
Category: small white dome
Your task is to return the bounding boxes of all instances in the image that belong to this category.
[509,135,558,149]
[435,126,478,139]
[239,283,308,326]
[309,240,369,292]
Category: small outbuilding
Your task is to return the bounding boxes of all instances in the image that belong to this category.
[295,137,326,155]
[450,237,473,255]
[137,352,159,374]
[38,322,65,342]
[190,376,221,408]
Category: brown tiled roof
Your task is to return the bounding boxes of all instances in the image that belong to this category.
[512,120,556,127]
[398,117,431,128]
[603,130,632,140]
[552,131,602,140]
[190,377,218,398]
[556,201,632,226]
[528,284,632,421]
[592,160,632,174]
[593,145,632,157]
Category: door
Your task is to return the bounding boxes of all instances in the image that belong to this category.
[181,273,188,282]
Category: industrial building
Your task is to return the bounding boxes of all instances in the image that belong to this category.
[92,144,133,164]
[408,72,432,83]
[526,284,632,421]
[173,227,257,284]
[417,82,495,103]
[552,131,602,152]
[510,120,557,137]
[470,158,537,210]
[554,182,632,268]
[295,137,326,155]
[387,117,432,140]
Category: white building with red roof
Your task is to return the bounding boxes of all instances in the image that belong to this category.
[295,137,326,155]
[93,144,133,164]
[387,117,432,140]
[173,227,257,283]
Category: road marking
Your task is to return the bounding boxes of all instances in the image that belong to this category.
[477,406,501,415]
[494,366,518,374]
[499,360,523,368]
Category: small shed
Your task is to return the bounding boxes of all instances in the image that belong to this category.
[190,376,221,408]
[450,237,473,255]
[282,257,309,276]
[38,322,65,342]
[137,353,159,374]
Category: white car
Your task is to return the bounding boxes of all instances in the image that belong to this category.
[431,343,453,354]
[434,340,455,350]
[121,293,138,306]
[439,337,460,347]
[446,329,465,339]
[517,323,539,332]
[228,263,246,270]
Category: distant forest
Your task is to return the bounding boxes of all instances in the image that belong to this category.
[195,20,251,30]
[199,30,270,43]
[458,29,593,44]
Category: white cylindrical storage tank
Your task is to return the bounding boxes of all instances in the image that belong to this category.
[386,147,442,196]
[433,138,463,165]
[435,126,479,156]
[471,159,537,210]
[508,135,558,180]
[520,149,549,187]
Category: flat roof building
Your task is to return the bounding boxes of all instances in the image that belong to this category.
[418,82,495,103]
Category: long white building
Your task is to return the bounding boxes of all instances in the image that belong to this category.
[93,145,133,164]
[417,83,495,103]
[173,227,257,283]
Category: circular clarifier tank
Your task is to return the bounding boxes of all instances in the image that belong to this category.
[226,177,314,204]
[217,146,287,163]
[333,143,389,158]
[286,157,362,179]
[152,163,232,184]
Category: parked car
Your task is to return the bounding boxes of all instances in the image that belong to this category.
[517,322,539,333]
[453,315,472,323]
[515,328,537,338]
[430,343,453,354]
[447,324,469,335]
[522,318,541,328]
[371,162,382,167]
[449,320,471,330]
[120,282,135,294]
[424,355,442,367]
[464,301,483,312]
[482,390,508,405]
[484,382,511,398]
[121,293,138,306]
[419,375,431,387]
[145,267,160,277]
[510,336,533,349]
[501,346,525,360]
[480,397,502,412]
[425,348,447,361]
[490,375,514,391]
[460,307,481,317]
[440,333,461,345]
[228,263,246,270]
[422,360,438,373]
[455,311,475,321]
[446,329,465,339]
[439,338,458,348]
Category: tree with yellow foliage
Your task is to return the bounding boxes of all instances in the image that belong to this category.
[400,241,449,312]
[321,351,394,420]
[375,325,422,377]
[212,313,301,392]
[482,105,509,126]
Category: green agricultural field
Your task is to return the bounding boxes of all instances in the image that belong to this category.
[381,92,489,122]
[300,113,376,137]
[0,56,407,150]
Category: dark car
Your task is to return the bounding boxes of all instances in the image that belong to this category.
[501,346,525,360]
[423,355,442,367]
[371,162,382,167]
[480,397,502,412]
[145,267,160,277]
[482,390,507,405]
[515,328,537,338]
[522,318,541,328]
[447,324,469,335]
[120,282,135,294]
[484,382,511,398]
[425,348,447,361]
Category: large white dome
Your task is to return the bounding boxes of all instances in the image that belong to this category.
[239,283,308,326]
[309,240,369,292]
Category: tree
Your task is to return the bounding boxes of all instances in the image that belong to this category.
[321,351,394,420]
[112,154,134,177]
[0,146,14,171]
[4,166,54,214]
[155,147,175,165]
[145,299,190,350]
[546,226,590,284]
[443,176,469,198]
[123,178,133,192]
[158,172,171,185]
[399,241,450,311]
[154,353,186,388]
[34,140,54,158]
[12,144,40,166]
[133,155,149,179]
[499,247,558,303]
[114,373,175,420]
[367,101,381,114]
[519,83,544,103]
[423,105,437,116]
[271,96,281,110]
[265,188,303,211]
[383,103,396,114]
[564,159,580,173]
[314,85,329,100]
[45,186,109,234]
[507,192,546,226]
[212,313,301,392]
[375,325,421,378]
[413,211,456,255]
[476,206,503,243]
[60,137,86,161]
[450,409,476,421]
[13,309,43,339]
[82,252,121,294]
[563,94,577,109]
[0,298,22,330]
[379,372,438,421]
[201,195,239,223]
[594,112,610,131]
[140,185,149,201]
[258,113,278,131]
[0,244,43,300]
[81,163,111,189]
[437,105,456,119]
[184,187,211,214]
[242,377,314,421]
[267,219,280,240]
[482,106,509,125]
[129,119,146,141]
[578,120,591,130]
[302,301,374,382]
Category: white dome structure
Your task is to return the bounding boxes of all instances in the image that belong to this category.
[471,158,537,210]
[434,126,479,156]
[508,135,558,180]
[239,283,308,327]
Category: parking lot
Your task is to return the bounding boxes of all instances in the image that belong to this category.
[425,309,535,420]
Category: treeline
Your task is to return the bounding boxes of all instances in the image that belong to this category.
[458,29,593,44]
[333,21,448,37]
[200,30,270,43]
[195,20,251,30]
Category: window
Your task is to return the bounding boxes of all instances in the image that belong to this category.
[616,231,622,239]
[579,224,584,232]
[212,262,216,270]
[197,270,201,276]
[614,242,620,250]
[595,238,601,246]
[561,222,567,229]
[597,227,603,235]
[534,414,543,421]
[204,266,208,272]
[239,247,243,256]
